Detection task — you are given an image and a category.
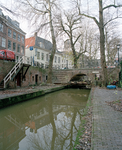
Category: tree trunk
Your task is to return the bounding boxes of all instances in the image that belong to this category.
[47,0,57,83]
[99,0,108,86]
[74,57,78,68]
[70,35,78,68]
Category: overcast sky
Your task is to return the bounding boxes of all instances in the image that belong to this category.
[0,0,122,39]
[0,0,73,38]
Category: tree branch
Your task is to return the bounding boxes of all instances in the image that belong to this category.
[26,0,48,14]
[74,34,82,45]
[60,19,70,37]
[103,4,122,10]
[104,16,122,26]
[77,49,87,60]
[79,13,100,27]
[72,26,82,31]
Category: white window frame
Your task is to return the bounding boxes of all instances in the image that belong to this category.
[55,56,57,63]
[2,37,6,48]
[21,46,24,54]
[0,23,3,32]
[13,42,16,51]
[17,44,20,53]
[46,54,48,61]
[18,34,20,41]
[13,31,16,39]
[8,28,12,37]
[21,36,24,43]
[37,52,40,59]
[58,57,60,63]
[41,53,44,60]
[8,40,11,50]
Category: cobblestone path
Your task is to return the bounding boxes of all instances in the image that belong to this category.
[91,88,122,150]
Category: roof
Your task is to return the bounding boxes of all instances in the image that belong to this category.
[25,37,35,48]
[0,9,26,35]
[25,35,61,53]
[35,36,53,51]
[25,35,53,51]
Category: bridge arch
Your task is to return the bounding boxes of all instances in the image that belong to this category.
[70,73,87,81]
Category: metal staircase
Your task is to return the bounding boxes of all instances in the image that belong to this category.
[0,56,31,89]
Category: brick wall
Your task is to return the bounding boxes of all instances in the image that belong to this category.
[0,60,48,88]
[21,66,48,87]
[0,59,15,82]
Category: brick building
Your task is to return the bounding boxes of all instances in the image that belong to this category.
[0,9,26,62]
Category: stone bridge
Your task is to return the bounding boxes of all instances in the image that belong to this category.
[52,67,119,84]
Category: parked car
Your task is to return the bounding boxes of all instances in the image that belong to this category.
[0,49,15,61]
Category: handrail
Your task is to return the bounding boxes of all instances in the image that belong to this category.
[3,57,24,88]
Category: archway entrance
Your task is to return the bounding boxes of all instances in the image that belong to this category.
[69,73,91,88]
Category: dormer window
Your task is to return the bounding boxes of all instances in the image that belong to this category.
[40,42,45,49]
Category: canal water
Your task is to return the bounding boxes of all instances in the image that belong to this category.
[0,88,90,150]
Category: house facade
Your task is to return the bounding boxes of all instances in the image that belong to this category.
[25,33,73,69]
[0,9,26,62]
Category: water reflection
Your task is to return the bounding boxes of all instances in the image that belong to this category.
[0,88,90,150]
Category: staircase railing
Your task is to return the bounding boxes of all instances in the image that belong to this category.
[3,56,31,88]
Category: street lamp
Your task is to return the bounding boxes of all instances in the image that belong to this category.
[117,44,120,66]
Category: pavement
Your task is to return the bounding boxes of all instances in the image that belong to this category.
[91,87,122,150]
[0,84,63,99]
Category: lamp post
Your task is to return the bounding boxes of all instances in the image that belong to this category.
[117,44,120,66]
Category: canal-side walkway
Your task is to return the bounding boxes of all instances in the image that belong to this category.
[0,84,64,99]
[91,87,122,150]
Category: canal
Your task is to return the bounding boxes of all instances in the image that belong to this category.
[0,88,90,150]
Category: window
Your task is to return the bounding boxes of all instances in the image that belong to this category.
[8,40,11,50]
[18,34,20,41]
[2,38,6,47]
[41,53,44,60]
[41,63,44,68]
[55,56,57,63]
[16,56,19,62]
[13,31,16,39]
[58,57,60,63]
[0,23,3,32]
[40,42,45,49]
[46,75,48,80]
[46,54,48,61]
[32,76,34,81]
[13,43,16,51]
[37,52,40,59]
[17,44,20,53]
[21,36,24,43]
[8,28,12,37]
[21,46,24,54]
[35,48,37,56]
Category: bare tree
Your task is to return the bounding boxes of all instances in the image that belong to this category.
[58,11,87,68]
[11,0,60,83]
[104,21,122,66]
[76,0,122,86]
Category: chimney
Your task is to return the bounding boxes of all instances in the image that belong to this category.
[34,32,37,37]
